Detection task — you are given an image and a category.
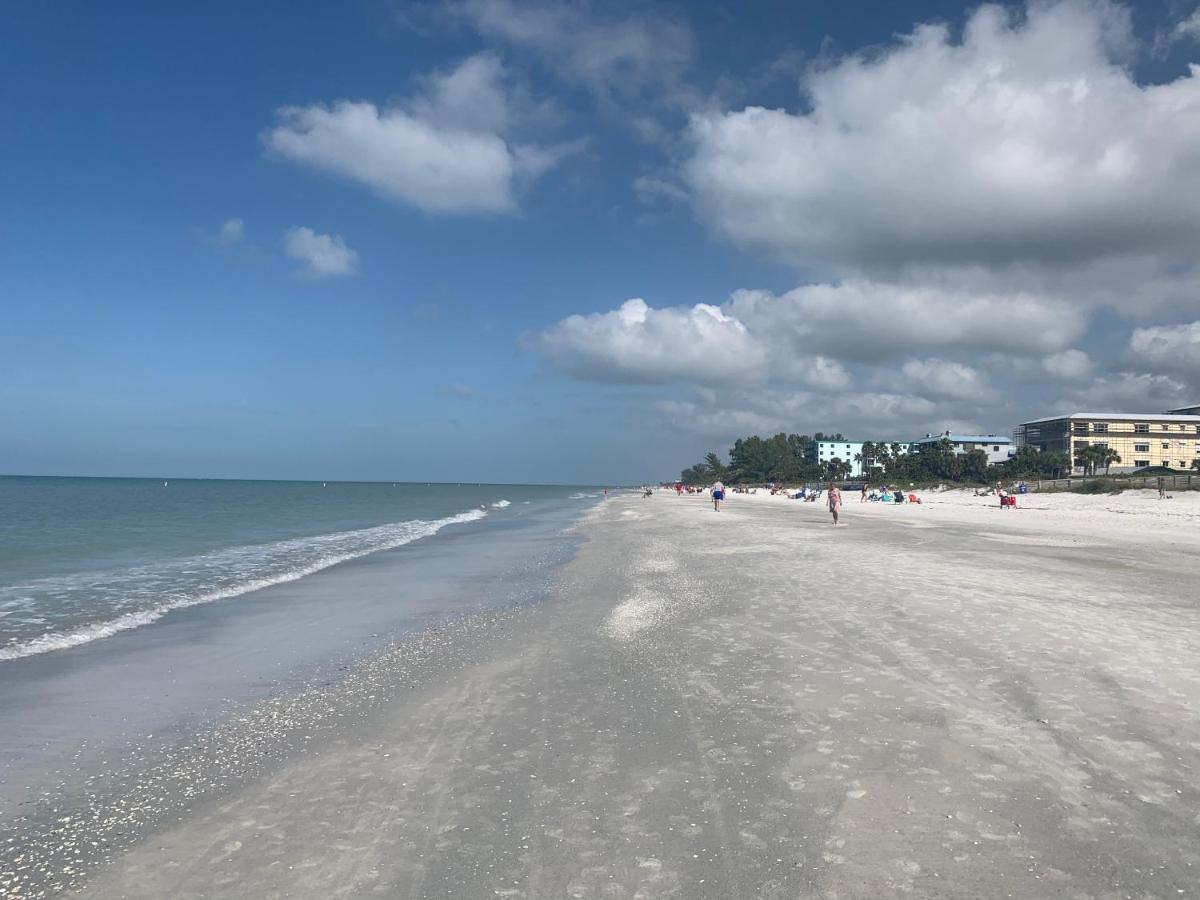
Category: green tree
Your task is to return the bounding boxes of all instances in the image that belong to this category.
[824,457,853,482]
[958,449,990,483]
[704,451,729,482]
[1002,445,1070,478]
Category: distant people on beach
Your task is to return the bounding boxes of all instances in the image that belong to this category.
[860,483,869,502]
[827,483,842,525]
[711,480,726,511]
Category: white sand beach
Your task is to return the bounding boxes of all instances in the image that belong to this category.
[740,484,1200,549]
[11,488,1200,899]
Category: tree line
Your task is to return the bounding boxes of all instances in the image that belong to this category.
[679,433,1076,486]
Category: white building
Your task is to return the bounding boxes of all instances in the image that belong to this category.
[807,440,909,477]
[909,432,1014,465]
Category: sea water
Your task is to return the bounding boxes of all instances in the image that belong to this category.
[0,476,602,661]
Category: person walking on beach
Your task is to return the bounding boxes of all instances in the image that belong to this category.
[860,483,869,502]
[711,480,726,512]
[827,483,842,525]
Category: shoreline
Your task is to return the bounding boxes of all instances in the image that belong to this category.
[0,499,589,898]
[8,490,1200,898]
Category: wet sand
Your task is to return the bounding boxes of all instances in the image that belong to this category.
[39,492,1200,897]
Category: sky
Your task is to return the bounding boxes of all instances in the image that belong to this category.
[2,0,1200,484]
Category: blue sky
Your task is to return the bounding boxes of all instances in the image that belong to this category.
[3,0,1199,483]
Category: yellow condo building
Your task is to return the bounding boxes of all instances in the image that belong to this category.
[1015,412,1200,473]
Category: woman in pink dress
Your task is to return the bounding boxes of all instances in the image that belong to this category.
[827,483,842,525]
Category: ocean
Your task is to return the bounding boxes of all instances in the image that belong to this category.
[0,476,602,661]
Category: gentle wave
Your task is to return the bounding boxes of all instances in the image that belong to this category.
[0,509,487,662]
[490,499,511,509]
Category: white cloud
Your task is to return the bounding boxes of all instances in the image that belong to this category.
[655,399,789,440]
[1129,320,1200,369]
[725,281,1084,361]
[531,280,1083,402]
[1175,9,1200,42]
[901,358,993,400]
[533,298,768,385]
[1042,348,1093,379]
[1056,371,1187,411]
[283,227,358,278]
[265,54,567,214]
[216,218,244,246]
[406,52,514,134]
[685,0,1200,268]
[656,387,942,444]
[450,0,694,110]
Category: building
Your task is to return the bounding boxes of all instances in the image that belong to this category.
[908,432,1014,465]
[1015,412,1200,473]
[1167,403,1200,416]
[807,440,909,478]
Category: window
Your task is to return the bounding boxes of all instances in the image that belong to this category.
[1163,442,1171,449]
[993,445,1000,451]
[1094,441,1108,448]
[1135,443,1150,452]
[1135,423,1149,433]
[1134,459,1149,467]
[1093,423,1108,433]
[1073,421,1089,434]
[1075,440,1089,449]
[1162,460,1171,467]
[1162,423,1170,431]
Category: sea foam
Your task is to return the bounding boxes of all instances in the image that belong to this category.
[0,509,486,662]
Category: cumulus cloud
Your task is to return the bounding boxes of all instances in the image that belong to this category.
[725,281,1084,362]
[685,0,1200,268]
[533,298,768,385]
[656,387,942,444]
[1129,320,1200,370]
[283,227,358,278]
[901,358,993,400]
[265,54,568,214]
[1057,371,1188,411]
[530,280,1086,398]
[1042,348,1093,380]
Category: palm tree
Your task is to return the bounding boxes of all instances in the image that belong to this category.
[1098,447,1121,475]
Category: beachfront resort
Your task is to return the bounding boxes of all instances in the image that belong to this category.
[701,404,1200,484]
